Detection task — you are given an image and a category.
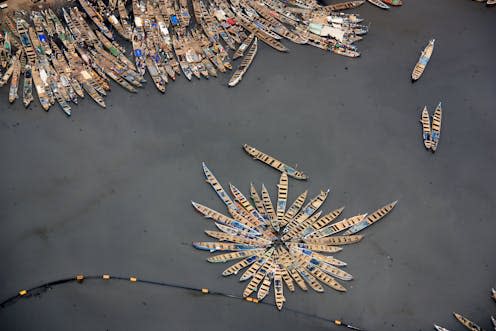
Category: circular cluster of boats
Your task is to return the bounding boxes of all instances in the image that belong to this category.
[193,146,397,310]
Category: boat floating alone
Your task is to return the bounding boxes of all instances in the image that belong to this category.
[243,144,308,180]
[412,38,435,81]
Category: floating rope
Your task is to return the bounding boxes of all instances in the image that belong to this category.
[0,273,366,330]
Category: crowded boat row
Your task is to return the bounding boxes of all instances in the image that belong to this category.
[0,0,370,115]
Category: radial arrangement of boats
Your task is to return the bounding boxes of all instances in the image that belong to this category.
[0,0,371,115]
[193,159,397,310]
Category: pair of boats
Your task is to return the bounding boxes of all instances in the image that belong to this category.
[434,289,496,331]
[193,160,397,310]
[420,102,442,152]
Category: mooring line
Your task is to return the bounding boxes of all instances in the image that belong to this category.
[0,273,366,330]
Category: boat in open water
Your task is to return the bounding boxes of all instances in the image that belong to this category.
[430,102,442,152]
[420,106,431,149]
[454,313,484,331]
[243,144,308,180]
[412,39,435,81]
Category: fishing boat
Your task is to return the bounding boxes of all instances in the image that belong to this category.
[331,43,360,58]
[31,64,51,111]
[430,102,442,152]
[79,0,114,40]
[132,30,147,76]
[243,144,308,180]
[23,65,34,107]
[16,19,37,65]
[8,56,21,103]
[172,35,193,80]
[237,16,288,52]
[95,31,137,71]
[51,80,72,116]
[420,106,432,149]
[433,325,451,331]
[367,0,390,9]
[412,39,435,81]
[329,0,365,11]
[249,2,307,45]
[0,56,16,87]
[382,0,402,5]
[454,313,484,331]
[108,14,130,40]
[342,201,397,235]
[228,38,257,87]
[488,0,496,6]
[145,56,166,92]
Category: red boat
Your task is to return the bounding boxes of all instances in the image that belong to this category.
[383,0,403,5]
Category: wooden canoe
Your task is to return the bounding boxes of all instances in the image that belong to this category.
[328,1,365,11]
[382,0,402,5]
[412,39,435,81]
[22,65,33,107]
[367,0,390,9]
[431,102,442,152]
[420,106,432,149]
[433,325,452,331]
[454,313,484,331]
[233,33,255,60]
[228,38,257,87]
[243,144,308,180]
[343,201,397,235]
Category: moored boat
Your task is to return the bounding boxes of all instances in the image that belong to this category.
[233,33,255,60]
[383,0,402,5]
[228,38,257,87]
[32,64,51,111]
[329,0,365,11]
[8,56,21,103]
[367,0,390,9]
[23,65,34,107]
[145,56,166,92]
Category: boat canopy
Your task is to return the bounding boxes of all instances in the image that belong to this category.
[170,15,179,26]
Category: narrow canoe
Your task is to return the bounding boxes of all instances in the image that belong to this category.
[412,39,435,81]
